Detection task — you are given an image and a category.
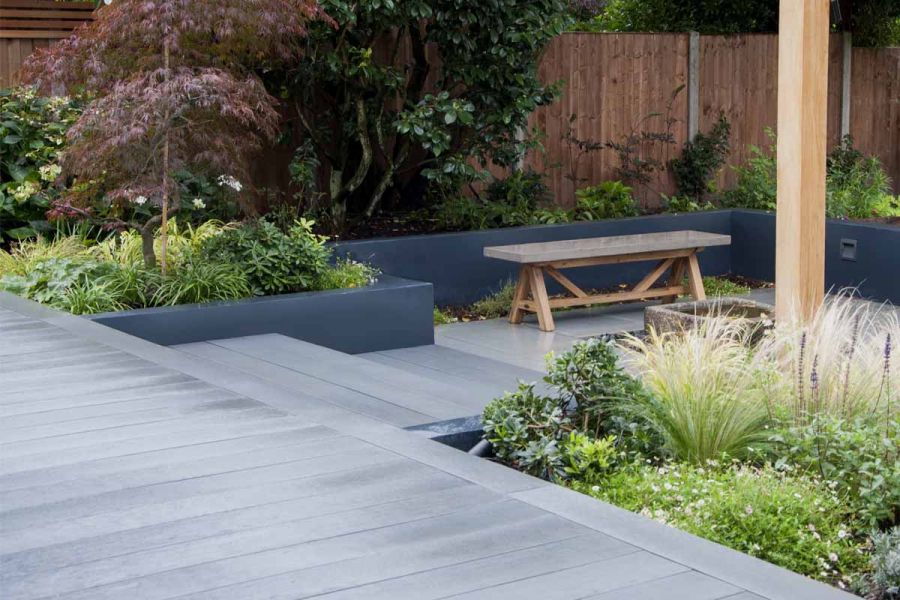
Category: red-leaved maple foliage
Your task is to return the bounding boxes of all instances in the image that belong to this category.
[22,0,327,270]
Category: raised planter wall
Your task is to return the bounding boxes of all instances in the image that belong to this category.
[731,210,900,304]
[335,212,734,306]
[88,275,434,353]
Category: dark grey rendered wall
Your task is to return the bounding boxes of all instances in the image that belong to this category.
[730,210,900,304]
[335,211,734,306]
[89,275,434,353]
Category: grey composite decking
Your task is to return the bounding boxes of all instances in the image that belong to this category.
[0,292,855,600]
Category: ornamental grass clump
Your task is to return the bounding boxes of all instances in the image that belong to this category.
[619,317,774,463]
[756,292,899,423]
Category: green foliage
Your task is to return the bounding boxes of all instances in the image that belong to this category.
[723,134,777,211]
[59,280,126,315]
[0,257,112,307]
[670,114,731,201]
[575,0,778,34]
[826,136,899,219]
[470,280,516,319]
[545,339,654,453]
[573,181,639,220]
[620,319,774,462]
[199,219,330,296]
[150,257,251,306]
[724,133,899,219]
[774,416,900,529]
[851,0,900,47]
[662,194,715,213]
[578,462,866,584]
[482,383,570,479]
[0,87,83,241]
[682,276,750,297]
[283,0,571,227]
[856,527,900,600]
[486,170,552,207]
[1,219,375,313]
[560,431,617,483]
[426,171,567,231]
[433,307,455,325]
[313,257,379,292]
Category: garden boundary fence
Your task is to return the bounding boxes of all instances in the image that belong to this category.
[526,32,899,208]
[0,1,94,87]
[2,9,898,208]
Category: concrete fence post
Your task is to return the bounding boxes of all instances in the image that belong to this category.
[840,31,852,138]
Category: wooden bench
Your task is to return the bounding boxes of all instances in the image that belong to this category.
[483,230,732,332]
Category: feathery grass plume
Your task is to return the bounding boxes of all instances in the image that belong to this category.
[619,315,774,463]
[756,290,900,423]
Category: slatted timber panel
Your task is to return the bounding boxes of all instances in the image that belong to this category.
[522,33,690,209]
[849,47,900,193]
[698,33,845,193]
[0,0,94,86]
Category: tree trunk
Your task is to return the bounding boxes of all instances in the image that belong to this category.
[159,41,171,276]
[139,215,162,269]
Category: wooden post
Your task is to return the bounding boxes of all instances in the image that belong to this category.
[775,0,829,322]
[840,31,852,138]
[688,31,701,140]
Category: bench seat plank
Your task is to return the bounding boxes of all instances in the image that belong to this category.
[483,230,731,263]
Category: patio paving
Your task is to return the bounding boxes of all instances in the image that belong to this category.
[0,290,857,600]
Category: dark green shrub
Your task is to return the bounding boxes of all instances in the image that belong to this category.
[573,181,639,220]
[826,136,898,219]
[773,416,900,529]
[670,114,731,201]
[0,258,112,306]
[545,338,658,456]
[0,87,83,241]
[482,383,570,479]
[485,170,551,207]
[662,194,715,213]
[199,218,330,295]
[722,135,777,211]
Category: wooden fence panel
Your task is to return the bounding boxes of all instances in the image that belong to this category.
[850,47,900,191]
[524,33,689,209]
[0,0,94,87]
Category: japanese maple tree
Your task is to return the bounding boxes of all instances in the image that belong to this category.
[23,0,325,270]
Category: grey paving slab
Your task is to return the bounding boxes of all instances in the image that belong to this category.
[0,292,856,600]
[176,340,434,427]
[581,571,739,600]
[202,334,487,418]
[310,534,635,600]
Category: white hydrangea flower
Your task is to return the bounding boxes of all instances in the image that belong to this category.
[38,163,62,182]
[133,195,148,206]
[192,198,206,210]
[12,182,39,202]
[217,175,242,192]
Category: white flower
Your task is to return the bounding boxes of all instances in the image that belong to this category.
[829,552,839,563]
[744,504,754,515]
[133,195,147,206]
[12,182,39,202]
[192,198,206,210]
[591,485,600,492]
[217,175,242,192]
[837,529,848,539]
[38,163,62,182]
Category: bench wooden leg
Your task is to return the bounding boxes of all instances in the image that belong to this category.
[662,257,687,303]
[528,266,555,332]
[686,253,707,301]
[508,266,532,325]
